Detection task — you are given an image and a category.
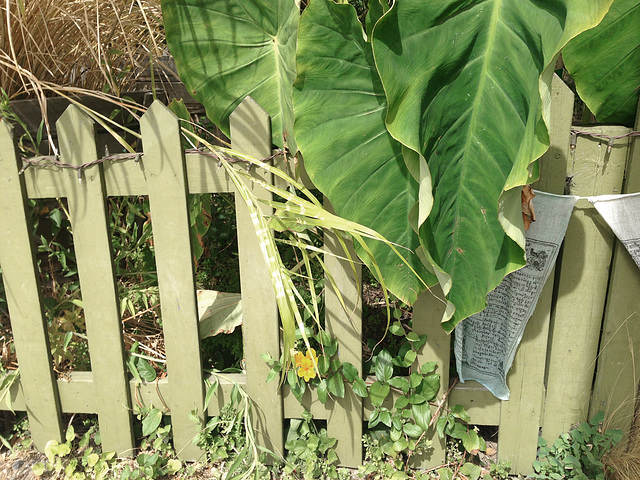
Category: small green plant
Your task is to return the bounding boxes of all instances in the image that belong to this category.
[488,459,512,480]
[192,375,264,479]
[32,423,117,480]
[265,323,485,479]
[530,411,622,480]
[282,410,349,480]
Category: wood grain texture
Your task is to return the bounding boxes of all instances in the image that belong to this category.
[231,97,284,458]
[141,101,204,460]
[324,226,363,466]
[0,119,63,449]
[58,105,135,456]
[499,74,574,474]
[543,125,630,441]
[589,99,640,438]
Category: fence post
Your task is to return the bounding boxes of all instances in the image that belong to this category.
[498,74,575,474]
[324,223,363,466]
[0,118,64,449]
[543,122,630,440]
[411,286,451,468]
[230,97,284,457]
[141,101,205,460]
[589,98,640,437]
[57,105,135,456]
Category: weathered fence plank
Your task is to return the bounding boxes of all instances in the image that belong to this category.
[230,97,284,457]
[0,119,64,450]
[499,74,575,473]
[58,105,135,456]
[412,286,450,468]
[141,101,205,460]
[589,101,640,437]
[543,124,630,440]
[324,228,363,466]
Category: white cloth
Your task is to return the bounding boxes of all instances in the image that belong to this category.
[454,192,578,400]
[590,193,640,269]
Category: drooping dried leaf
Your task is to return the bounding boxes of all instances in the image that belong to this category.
[522,186,536,231]
[196,290,242,338]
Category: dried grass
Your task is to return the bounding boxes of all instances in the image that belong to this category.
[603,430,640,480]
[1,0,164,98]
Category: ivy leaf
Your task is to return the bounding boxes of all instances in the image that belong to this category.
[317,379,329,404]
[419,374,441,401]
[379,410,392,427]
[395,396,409,410]
[451,404,471,423]
[341,362,358,382]
[328,373,345,399]
[352,378,368,398]
[368,410,381,428]
[459,462,482,480]
[388,376,410,394]
[403,423,423,438]
[374,350,394,383]
[142,408,163,437]
[461,430,483,454]
[411,402,432,432]
[420,362,437,375]
[389,321,404,336]
[136,358,156,382]
[409,372,422,389]
[369,381,390,407]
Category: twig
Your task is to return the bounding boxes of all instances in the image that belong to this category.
[429,377,459,429]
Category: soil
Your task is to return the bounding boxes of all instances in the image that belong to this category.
[0,450,46,480]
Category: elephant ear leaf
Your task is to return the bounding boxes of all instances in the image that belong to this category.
[293,0,434,305]
[372,0,613,330]
[162,0,299,151]
[563,0,640,126]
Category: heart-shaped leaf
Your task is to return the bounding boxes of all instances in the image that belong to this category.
[162,0,299,150]
[294,0,434,305]
[563,0,640,126]
[372,0,613,330]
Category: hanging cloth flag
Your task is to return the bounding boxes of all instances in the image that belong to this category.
[454,191,578,400]
[589,193,640,269]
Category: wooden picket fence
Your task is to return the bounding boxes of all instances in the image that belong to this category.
[0,75,639,475]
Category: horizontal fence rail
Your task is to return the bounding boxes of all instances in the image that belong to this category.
[1,76,639,474]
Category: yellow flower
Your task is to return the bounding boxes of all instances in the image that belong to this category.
[295,348,320,382]
[295,351,305,368]
[297,357,316,382]
[306,348,318,365]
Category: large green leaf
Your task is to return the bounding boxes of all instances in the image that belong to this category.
[293,0,434,305]
[196,290,243,338]
[563,0,640,126]
[372,0,613,330]
[162,0,299,150]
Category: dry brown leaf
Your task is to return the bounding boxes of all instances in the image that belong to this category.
[522,185,536,230]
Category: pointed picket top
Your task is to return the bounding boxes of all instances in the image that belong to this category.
[230,96,272,160]
[0,118,17,168]
[141,100,183,177]
[0,116,14,139]
[142,99,179,125]
[57,104,96,166]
